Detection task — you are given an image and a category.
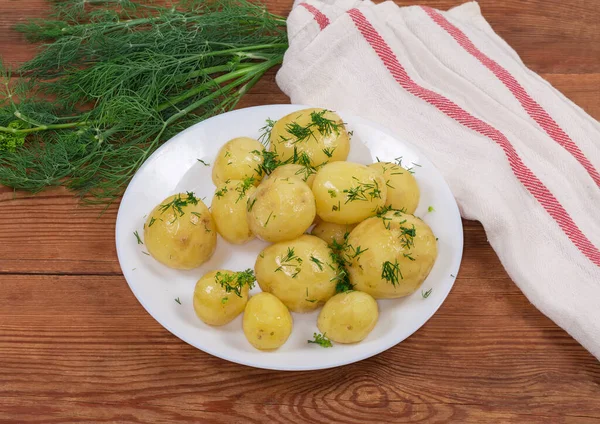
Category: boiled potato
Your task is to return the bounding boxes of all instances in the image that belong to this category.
[246,176,316,243]
[193,270,251,326]
[269,108,350,167]
[255,235,338,312]
[311,220,356,248]
[312,161,387,224]
[144,193,216,269]
[345,211,437,298]
[212,137,264,186]
[369,162,420,214]
[211,179,256,244]
[317,291,379,343]
[269,163,316,188]
[243,292,293,350]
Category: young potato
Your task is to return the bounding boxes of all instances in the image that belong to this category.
[317,291,379,343]
[269,108,350,167]
[144,193,216,269]
[211,178,256,244]
[345,211,437,298]
[246,176,316,243]
[212,137,264,186]
[193,269,253,326]
[368,162,420,214]
[312,161,387,224]
[255,235,338,312]
[269,163,316,188]
[243,292,293,350]
[311,219,356,248]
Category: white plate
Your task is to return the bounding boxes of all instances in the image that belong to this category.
[115,104,463,371]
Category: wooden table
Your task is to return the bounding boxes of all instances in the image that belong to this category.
[1,1,599,422]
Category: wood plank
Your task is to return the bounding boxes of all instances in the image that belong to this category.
[0,275,598,423]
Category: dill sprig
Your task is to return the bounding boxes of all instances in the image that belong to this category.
[258,118,276,147]
[215,269,256,297]
[252,149,281,176]
[308,332,333,348]
[278,109,341,145]
[381,259,403,286]
[235,177,254,203]
[0,0,287,203]
[343,177,382,204]
[274,247,303,278]
[158,192,199,219]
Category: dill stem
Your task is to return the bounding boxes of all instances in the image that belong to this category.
[0,121,88,134]
[158,56,281,111]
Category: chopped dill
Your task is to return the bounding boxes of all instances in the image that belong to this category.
[258,118,276,147]
[214,185,228,199]
[174,297,182,305]
[235,177,255,203]
[134,231,143,245]
[308,332,333,348]
[310,255,324,271]
[322,146,336,158]
[422,288,432,299]
[197,159,210,166]
[264,211,274,227]
[275,247,303,278]
[381,260,403,286]
[215,269,255,297]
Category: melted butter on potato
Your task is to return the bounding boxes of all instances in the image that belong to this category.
[211,178,256,244]
[144,193,216,269]
[269,108,350,167]
[255,235,338,312]
[243,292,293,350]
[246,176,316,243]
[368,162,420,214]
[212,137,264,186]
[317,291,379,343]
[269,163,316,188]
[345,211,437,298]
[193,270,250,326]
[312,161,387,224]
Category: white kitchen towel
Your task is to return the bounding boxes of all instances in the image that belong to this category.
[277,0,600,359]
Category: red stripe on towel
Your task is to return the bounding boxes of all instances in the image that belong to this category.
[347,7,600,267]
[422,6,600,188]
[299,3,330,30]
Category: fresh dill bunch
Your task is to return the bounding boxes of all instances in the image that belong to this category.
[0,0,288,203]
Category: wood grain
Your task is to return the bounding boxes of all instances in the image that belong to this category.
[0,0,599,423]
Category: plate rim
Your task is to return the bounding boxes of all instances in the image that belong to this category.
[115,103,464,371]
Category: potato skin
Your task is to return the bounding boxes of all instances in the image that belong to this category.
[269,163,316,188]
[368,162,420,214]
[243,292,293,350]
[193,270,249,326]
[212,137,264,186]
[269,108,350,167]
[311,220,356,248]
[211,179,256,244]
[312,161,387,224]
[345,211,437,298]
[255,235,338,312]
[317,291,379,343]
[246,176,316,243]
[144,194,216,269]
